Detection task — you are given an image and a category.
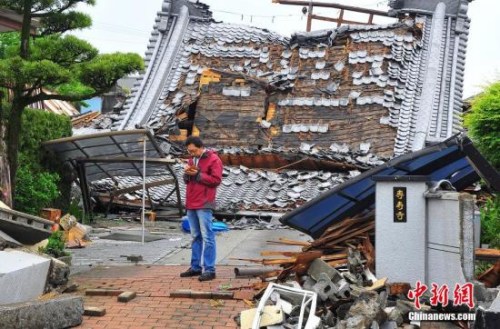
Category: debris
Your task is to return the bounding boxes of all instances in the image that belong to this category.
[120,254,143,264]
[240,305,284,329]
[476,248,500,261]
[234,267,281,278]
[46,257,70,289]
[478,260,500,288]
[83,306,106,317]
[210,299,225,308]
[0,295,84,328]
[0,207,52,244]
[0,250,51,304]
[85,289,123,296]
[40,208,62,223]
[169,289,234,300]
[249,283,319,329]
[117,291,137,303]
[387,282,411,296]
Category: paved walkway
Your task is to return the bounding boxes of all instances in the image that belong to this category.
[73,265,263,328]
[68,221,309,328]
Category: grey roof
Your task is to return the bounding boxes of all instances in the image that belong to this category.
[109,0,470,157]
[92,164,355,213]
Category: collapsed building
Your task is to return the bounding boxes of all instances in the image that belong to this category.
[67,0,473,217]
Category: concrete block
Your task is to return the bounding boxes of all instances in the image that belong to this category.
[301,275,316,291]
[117,291,137,302]
[47,258,70,287]
[83,306,106,317]
[312,273,338,302]
[0,250,51,305]
[308,258,342,282]
[0,295,83,329]
[474,306,500,329]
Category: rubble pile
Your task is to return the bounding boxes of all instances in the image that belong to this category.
[235,212,500,329]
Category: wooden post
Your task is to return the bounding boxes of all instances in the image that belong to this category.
[306,2,313,32]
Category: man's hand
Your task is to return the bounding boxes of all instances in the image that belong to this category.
[184,165,199,176]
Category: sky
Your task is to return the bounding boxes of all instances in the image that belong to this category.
[70,0,500,98]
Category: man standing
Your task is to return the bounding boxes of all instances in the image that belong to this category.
[180,136,223,281]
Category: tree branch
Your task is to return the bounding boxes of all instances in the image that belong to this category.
[26,90,100,104]
[31,0,81,17]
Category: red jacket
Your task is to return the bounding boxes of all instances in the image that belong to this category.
[183,149,223,210]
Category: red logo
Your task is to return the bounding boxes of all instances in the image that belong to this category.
[408,282,475,309]
[407,280,428,309]
[453,282,474,309]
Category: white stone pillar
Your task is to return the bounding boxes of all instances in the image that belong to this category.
[374,175,430,284]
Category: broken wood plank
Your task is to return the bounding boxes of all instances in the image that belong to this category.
[475,248,500,261]
[260,251,303,257]
[266,237,311,247]
[318,222,375,248]
[477,260,500,288]
[326,259,348,268]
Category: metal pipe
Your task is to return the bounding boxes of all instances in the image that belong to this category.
[234,267,279,278]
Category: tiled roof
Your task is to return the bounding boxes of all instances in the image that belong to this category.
[92,163,357,213]
[99,0,471,158]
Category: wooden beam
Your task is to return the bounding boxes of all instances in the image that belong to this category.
[306,1,313,32]
[311,13,370,26]
[337,9,344,27]
[272,0,389,17]
[476,248,500,261]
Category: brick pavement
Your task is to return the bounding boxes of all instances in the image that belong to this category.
[72,265,260,329]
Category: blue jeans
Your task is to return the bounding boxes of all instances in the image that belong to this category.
[187,209,216,273]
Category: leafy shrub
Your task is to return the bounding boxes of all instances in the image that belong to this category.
[464,82,500,169]
[39,231,69,258]
[480,195,500,249]
[13,109,71,214]
[14,161,60,215]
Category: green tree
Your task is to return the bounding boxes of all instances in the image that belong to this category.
[464,82,500,169]
[0,0,144,200]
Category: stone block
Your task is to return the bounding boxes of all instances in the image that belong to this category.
[47,258,70,288]
[0,250,51,305]
[117,291,137,302]
[0,295,83,329]
[83,306,106,317]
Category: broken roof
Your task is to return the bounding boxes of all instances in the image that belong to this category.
[280,134,500,238]
[81,0,472,159]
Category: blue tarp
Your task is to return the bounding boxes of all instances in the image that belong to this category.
[280,135,500,238]
[181,218,229,233]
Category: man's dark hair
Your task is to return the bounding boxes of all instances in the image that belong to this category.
[185,136,204,148]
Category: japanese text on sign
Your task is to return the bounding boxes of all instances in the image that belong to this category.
[393,187,407,222]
